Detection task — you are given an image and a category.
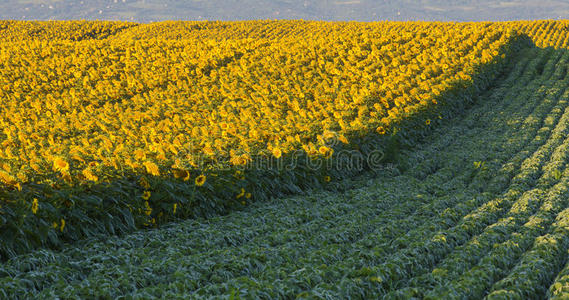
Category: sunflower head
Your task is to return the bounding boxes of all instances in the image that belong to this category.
[195,174,206,186]
[82,168,99,182]
[172,169,190,181]
[272,148,282,159]
[319,146,333,158]
[144,161,160,176]
[134,149,147,161]
[142,190,151,200]
[53,157,69,172]
[31,198,39,214]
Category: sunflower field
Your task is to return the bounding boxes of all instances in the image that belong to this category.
[0,20,565,259]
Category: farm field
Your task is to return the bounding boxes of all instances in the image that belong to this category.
[3,44,569,298]
[0,20,522,259]
[4,38,569,299]
[3,20,569,298]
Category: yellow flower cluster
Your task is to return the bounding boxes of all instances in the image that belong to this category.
[0,20,562,192]
[0,20,136,42]
[2,20,569,255]
[506,20,569,49]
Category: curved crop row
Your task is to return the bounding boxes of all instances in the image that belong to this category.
[5,37,569,299]
[2,19,569,261]
[0,21,523,258]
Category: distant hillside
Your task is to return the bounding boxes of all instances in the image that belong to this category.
[2,0,569,22]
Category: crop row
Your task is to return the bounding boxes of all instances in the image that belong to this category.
[0,19,568,260]
[3,43,569,298]
[0,21,523,259]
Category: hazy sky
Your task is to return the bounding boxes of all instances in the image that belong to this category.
[2,0,569,22]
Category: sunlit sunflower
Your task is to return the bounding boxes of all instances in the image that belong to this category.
[195,174,206,186]
[82,168,99,182]
[272,148,282,159]
[53,157,69,172]
[144,161,160,176]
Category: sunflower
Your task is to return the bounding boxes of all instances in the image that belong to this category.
[142,190,151,200]
[195,174,206,186]
[53,157,69,172]
[272,147,282,159]
[144,201,152,216]
[31,198,38,214]
[133,149,146,161]
[82,168,99,182]
[236,188,245,199]
[230,153,252,166]
[337,134,349,144]
[319,146,333,158]
[0,170,16,185]
[144,161,160,176]
[426,119,431,125]
[172,169,190,181]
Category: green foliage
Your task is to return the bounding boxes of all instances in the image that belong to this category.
[3,41,569,299]
[0,30,528,261]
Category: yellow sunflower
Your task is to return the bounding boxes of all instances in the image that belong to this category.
[53,157,69,172]
[195,174,206,186]
[272,148,282,159]
[31,198,38,214]
[142,191,151,200]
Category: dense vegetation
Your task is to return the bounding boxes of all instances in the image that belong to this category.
[3,20,569,298]
[3,43,569,299]
[0,20,525,259]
